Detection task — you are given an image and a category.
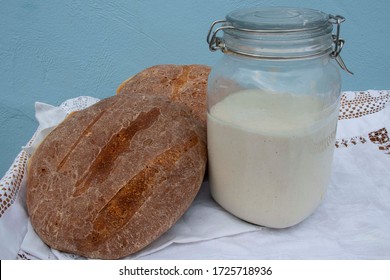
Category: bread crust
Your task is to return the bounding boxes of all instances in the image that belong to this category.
[26,93,207,259]
[117,64,210,129]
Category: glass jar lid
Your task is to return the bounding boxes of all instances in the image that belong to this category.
[207,7,353,73]
[226,7,330,32]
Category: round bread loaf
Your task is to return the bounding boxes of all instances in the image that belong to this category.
[26,93,207,259]
[117,64,210,129]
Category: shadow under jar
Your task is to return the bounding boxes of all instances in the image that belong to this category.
[206,7,352,228]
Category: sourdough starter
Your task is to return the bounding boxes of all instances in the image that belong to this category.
[207,89,339,228]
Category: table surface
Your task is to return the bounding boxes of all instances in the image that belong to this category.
[1,90,389,260]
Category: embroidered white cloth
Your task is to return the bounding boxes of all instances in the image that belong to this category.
[0,90,389,260]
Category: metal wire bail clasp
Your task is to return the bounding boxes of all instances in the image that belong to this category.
[207,20,229,52]
[329,15,353,75]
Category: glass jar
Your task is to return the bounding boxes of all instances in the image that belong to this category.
[206,7,351,228]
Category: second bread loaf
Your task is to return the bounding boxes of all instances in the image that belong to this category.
[117,64,210,130]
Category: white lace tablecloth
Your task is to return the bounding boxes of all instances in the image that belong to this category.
[1,90,389,260]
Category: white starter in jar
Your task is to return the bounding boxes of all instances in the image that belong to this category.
[207,89,339,228]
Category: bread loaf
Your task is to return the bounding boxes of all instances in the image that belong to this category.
[26,93,207,259]
[117,64,210,129]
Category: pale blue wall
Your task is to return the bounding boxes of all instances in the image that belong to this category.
[1,0,389,176]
